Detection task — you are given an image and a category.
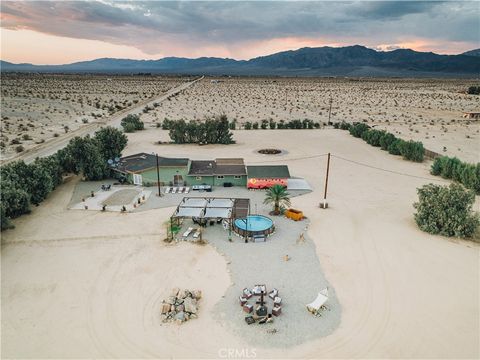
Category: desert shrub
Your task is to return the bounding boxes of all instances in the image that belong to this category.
[252,122,259,130]
[229,121,236,130]
[349,123,370,138]
[245,121,252,130]
[121,114,144,132]
[431,156,480,194]
[386,139,401,155]
[467,86,480,95]
[314,122,321,129]
[269,119,276,129]
[162,118,175,130]
[397,140,424,162]
[15,145,24,153]
[261,119,268,129]
[362,129,385,147]
[379,132,397,151]
[413,183,479,238]
[277,120,286,129]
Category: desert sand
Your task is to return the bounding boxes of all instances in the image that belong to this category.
[2,128,478,358]
[0,74,189,159]
[142,77,480,162]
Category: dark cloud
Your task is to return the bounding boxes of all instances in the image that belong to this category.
[1,1,478,56]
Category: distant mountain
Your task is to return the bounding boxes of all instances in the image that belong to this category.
[1,45,479,77]
[462,49,480,57]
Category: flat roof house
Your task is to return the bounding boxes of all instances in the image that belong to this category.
[113,153,189,186]
[246,165,290,189]
[187,158,247,186]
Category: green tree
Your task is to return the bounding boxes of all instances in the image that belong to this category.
[263,184,291,215]
[0,203,14,230]
[0,180,31,218]
[94,127,128,161]
[413,183,479,238]
[34,155,63,188]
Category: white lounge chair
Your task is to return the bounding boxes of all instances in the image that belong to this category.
[178,187,185,193]
[306,288,329,314]
[165,187,171,194]
[172,187,177,194]
[183,227,193,238]
[193,228,201,239]
[184,187,190,193]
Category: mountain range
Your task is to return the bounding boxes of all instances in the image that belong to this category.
[1,45,479,77]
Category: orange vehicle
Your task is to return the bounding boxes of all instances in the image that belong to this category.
[247,178,287,189]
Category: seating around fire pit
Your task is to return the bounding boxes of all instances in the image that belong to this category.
[239,284,283,325]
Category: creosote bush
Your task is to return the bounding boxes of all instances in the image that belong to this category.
[413,183,479,238]
[121,114,144,133]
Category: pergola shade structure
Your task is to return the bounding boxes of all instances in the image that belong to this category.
[172,197,248,220]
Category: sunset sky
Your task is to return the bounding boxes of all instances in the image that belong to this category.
[1,1,479,65]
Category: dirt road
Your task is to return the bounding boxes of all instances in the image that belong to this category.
[0,76,204,165]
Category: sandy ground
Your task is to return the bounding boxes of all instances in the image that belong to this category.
[0,74,190,159]
[141,77,480,162]
[2,129,479,358]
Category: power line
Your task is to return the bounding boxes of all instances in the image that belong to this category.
[331,154,449,183]
[250,153,329,164]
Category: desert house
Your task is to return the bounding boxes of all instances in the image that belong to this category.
[113,154,293,189]
[112,152,189,186]
[462,111,480,119]
[246,165,290,189]
[188,158,247,187]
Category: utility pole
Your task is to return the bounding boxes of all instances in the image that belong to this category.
[321,153,331,209]
[328,97,333,124]
[156,154,162,197]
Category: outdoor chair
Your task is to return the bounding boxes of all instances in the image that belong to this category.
[273,296,282,306]
[183,227,193,238]
[272,306,282,316]
[269,288,278,300]
[253,285,266,295]
[243,288,253,299]
[184,187,190,193]
[193,229,201,239]
[243,304,253,313]
[239,296,247,306]
[165,187,171,194]
[172,187,177,194]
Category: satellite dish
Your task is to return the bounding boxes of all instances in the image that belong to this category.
[107,159,114,165]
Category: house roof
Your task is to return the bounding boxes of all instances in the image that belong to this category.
[188,159,246,176]
[247,165,290,179]
[117,153,189,173]
[188,160,215,176]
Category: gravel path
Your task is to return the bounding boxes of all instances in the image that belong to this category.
[177,190,341,349]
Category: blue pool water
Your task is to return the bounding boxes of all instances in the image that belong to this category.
[234,215,273,232]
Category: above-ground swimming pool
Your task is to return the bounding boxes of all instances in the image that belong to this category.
[233,215,275,238]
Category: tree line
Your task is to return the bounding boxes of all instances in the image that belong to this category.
[335,121,424,162]
[162,115,234,144]
[1,127,127,231]
[431,156,480,194]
